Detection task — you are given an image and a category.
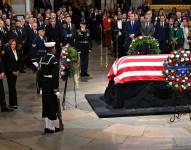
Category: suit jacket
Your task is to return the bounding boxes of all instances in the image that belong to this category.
[124,21,140,51]
[16,27,27,46]
[4,47,19,74]
[124,21,140,39]
[140,22,155,36]
[0,58,4,74]
[67,23,76,37]
[169,27,184,49]
[154,22,169,42]
[25,24,36,45]
[45,24,61,44]
[5,30,19,44]
[0,28,7,44]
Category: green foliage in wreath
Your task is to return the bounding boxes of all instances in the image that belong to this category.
[60,45,78,80]
[128,36,160,55]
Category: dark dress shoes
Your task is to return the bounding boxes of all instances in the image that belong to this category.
[55,127,64,132]
[9,105,18,109]
[44,128,55,134]
[1,107,14,112]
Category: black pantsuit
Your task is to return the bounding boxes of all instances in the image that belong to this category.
[4,47,19,107]
[6,72,17,106]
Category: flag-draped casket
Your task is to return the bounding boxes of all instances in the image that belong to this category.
[104,55,191,109]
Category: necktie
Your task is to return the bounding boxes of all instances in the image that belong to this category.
[131,21,134,28]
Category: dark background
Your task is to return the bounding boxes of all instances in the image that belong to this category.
[152,0,191,5]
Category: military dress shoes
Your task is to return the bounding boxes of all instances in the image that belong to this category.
[1,107,14,112]
[44,128,54,134]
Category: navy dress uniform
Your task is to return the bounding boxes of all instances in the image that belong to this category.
[38,42,60,133]
[75,21,92,77]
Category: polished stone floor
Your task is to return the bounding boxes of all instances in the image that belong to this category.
[1,43,191,150]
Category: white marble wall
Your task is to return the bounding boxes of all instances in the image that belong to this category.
[131,0,143,8]
[101,0,116,9]
[101,0,144,10]
[12,0,26,15]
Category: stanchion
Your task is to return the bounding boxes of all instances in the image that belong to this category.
[62,63,78,110]
[170,91,191,122]
[116,34,119,59]
[62,77,68,110]
[105,30,109,68]
[100,25,103,68]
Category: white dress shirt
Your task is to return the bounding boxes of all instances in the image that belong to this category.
[12,49,18,61]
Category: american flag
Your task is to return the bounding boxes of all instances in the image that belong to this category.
[108,55,169,84]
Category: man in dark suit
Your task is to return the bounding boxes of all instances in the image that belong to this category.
[4,20,19,45]
[25,22,38,67]
[0,0,11,15]
[45,18,61,55]
[154,15,169,53]
[66,15,76,46]
[0,19,6,48]
[124,13,140,53]
[112,15,125,58]
[16,20,27,72]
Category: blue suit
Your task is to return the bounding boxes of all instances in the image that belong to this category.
[124,21,140,52]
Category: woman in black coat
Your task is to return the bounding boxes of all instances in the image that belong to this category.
[4,39,19,109]
[0,48,13,112]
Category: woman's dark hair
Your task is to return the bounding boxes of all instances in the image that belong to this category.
[173,20,180,27]
[8,39,17,47]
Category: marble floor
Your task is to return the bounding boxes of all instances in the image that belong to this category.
[1,43,191,150]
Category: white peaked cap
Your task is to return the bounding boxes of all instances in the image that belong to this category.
[45,42,56,47]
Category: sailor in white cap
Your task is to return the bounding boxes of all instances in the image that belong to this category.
[39,42,63,133]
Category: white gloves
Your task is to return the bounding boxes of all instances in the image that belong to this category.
[33,62,39,68]
[55,92,61,98]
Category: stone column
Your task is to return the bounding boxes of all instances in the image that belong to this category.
[25,0,31,12]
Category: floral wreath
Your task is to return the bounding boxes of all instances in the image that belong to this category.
[60,44,77,80]
[163,49,191,92]
[128,36,160,55]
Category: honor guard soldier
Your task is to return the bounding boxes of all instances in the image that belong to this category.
[75,20,92,81]
[31,27,47,93]
[39,42,63,134]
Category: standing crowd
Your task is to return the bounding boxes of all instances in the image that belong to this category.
[0,0,191,132]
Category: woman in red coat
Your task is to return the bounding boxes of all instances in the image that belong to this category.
[103,13,112,48]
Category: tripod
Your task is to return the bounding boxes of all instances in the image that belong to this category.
[62,71,77,110]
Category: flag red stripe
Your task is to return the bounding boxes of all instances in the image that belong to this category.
[121,58,167,63]
[115,76,165,84]
[116,66,164,76]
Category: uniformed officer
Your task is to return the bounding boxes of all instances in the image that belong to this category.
[31,26,47,93]
[75,20,92,80]
[38,42,62,133]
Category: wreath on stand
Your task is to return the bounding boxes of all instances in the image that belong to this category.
[128,36,160,55]
[60,44,78,80]
[163,49,191,92]
[60,44,78,109]
[163,49,191,122]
